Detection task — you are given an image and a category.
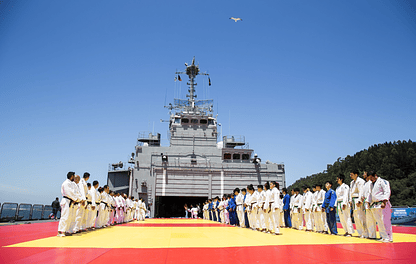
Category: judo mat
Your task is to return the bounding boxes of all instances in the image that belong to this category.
[1,218,416,263]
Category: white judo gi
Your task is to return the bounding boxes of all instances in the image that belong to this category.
[370,177,392,242]
[350,176,367,238]
[58,179,81,234]
[336,183,354,235]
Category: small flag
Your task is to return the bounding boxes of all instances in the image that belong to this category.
[208,77,211,86]
[178,75,182,81]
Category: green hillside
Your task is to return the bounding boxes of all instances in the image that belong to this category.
[288,140,416,206]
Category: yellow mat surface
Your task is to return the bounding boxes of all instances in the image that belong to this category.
[7,219,416,249]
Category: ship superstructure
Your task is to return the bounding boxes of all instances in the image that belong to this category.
[107,58,285,217]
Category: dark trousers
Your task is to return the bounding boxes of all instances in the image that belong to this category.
[244,212,250,228]
[209,211,212,220]
[213,211,217,222]
[52,208,58,219]
[326,209,338,234]
[284,209,292,227]
[230,210,237,225]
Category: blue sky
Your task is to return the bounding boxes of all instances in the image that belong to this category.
[1,0,415,204]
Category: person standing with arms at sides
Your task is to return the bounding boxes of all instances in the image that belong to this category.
[212,199,218,222]
[79,172,90,231]
[224,195,230,224]
[184,204,189,219]
[73,175,86,233]
[361,172,376,239]
[282,188,291,228]
[67,175,83,234]
[235,188,245,227]
[291,188,300,229]
[263,182,273,233]
[114,193,121,223]
[311,186,318,231]
[322,181,337,235]
[215,197,221,222]
[295,188,304,230]
[336,174,354,237]
[257,185,266,231]
[89,181,99,229]
[269,181,282,235]
[108,192,116,225]
[302,186,313,232]
[289,189,295,226]
[350,170,368,238]
[52,198,60,220]
[245,185,255,229]
[218,197,225,223]
[250,186,259,230]
[132,198,137,220]
[228,194,237,225]
[203,201,208,220]
[85,183,93,225]
[241,188,250,227]
[368,171,393,242]
[209,200,214,221]
[139,198,146,221]
[57,172,81,237]
[314,184,326,233]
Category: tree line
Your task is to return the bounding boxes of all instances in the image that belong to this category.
[288,140,416,207]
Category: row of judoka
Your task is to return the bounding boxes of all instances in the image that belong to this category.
[290,170,392,242]
[57,172,147,237]
[203,181,285,235]
[202,170,393,242]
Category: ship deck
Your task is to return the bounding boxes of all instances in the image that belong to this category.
[1,218,416,264]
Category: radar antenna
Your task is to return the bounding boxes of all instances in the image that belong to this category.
[166,57,213,115]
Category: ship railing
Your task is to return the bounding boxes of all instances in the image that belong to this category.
[223,135,245,144]
[137,131,160,140]
[170,131,218,138]
[108,162,134,172]
[0,202,60,222]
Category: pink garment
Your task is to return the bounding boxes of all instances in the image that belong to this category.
[383,202,393,241]
[223,200,230,224]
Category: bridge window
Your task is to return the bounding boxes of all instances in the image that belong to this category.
[242,154,250,160]
[224,153,231,160]
[233,153,240,160]
[182,118,189,123]
[200,119,207,124]
[208,119,214,125]
[174,118,180,124]
[191,119,198,124]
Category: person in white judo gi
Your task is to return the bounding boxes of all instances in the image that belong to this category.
[57,172,82,237]
[368,171,393,242]
[349,170,368,238]
[336,174,354,237]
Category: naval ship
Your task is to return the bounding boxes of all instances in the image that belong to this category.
[107,58,285,218]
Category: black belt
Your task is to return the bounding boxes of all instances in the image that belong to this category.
[96,202,100,205]
[87,201,92,205]
[64,196,75,207]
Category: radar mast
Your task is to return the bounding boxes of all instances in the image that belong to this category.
[166,57,212,115]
